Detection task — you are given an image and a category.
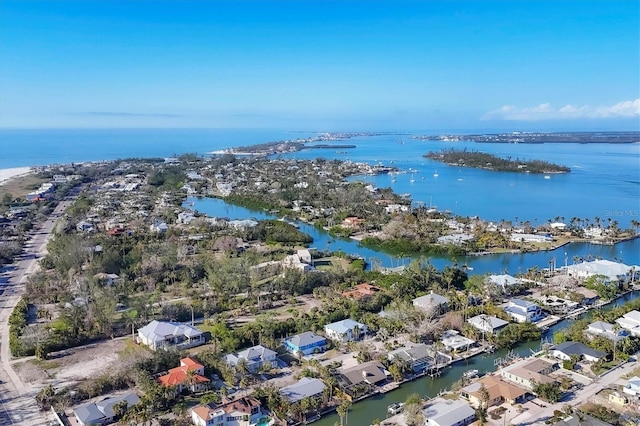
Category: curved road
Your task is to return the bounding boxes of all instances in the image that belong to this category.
[0,198,74,425]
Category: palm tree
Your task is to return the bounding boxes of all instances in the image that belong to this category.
[337,400,352,426]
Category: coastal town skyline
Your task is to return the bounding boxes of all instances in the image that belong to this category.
[1,0,639,130]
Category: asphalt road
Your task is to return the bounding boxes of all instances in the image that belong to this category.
[0,198,74,425]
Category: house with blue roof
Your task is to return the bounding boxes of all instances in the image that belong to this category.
[284,331,327,356]
[324,318,368,343]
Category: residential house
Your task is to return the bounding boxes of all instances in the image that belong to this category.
[504,299,543,323]
[228,219,258,230]
[541,295,579,314]
[73,392,140,426]
[76,220,95,233]
[586,321,628,342]
[500,358,557,390]
[441,330,476,352]
[622,376,640,397]
[137,320,205,351]
[413,291,449,315]
[510,233,552,243]
[488,274,520,293]
[341,216,365,229]
[342,283,381,300]
[461,375,527,408]
[177,211,196,224]
[282,254,314,272]
[279,377,326,404]
[567,259,637,283]
[284,331,327,356]
[93,273,121,286]
[297,249,312,264]
[191,396,266,426]
[324,319,368,343]
[338,360,388,388]
[552,341,607,363]
[225,345,278,373]
[436,233,475,246]
[150,219,168,233]
[159,357,209,394]
[615,310,640,337]
[388,343,451,373]
[467,314,509,334]
[422,399,476,426]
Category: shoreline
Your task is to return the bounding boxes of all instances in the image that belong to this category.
[0,167,33,186]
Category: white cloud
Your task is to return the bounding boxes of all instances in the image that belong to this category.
[482,99,640,121]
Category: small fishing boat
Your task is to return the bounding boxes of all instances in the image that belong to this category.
[463,369,479,379]
[388,402,404,415]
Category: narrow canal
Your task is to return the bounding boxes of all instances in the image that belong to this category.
[185,196,640,275]
[312,291,640,426]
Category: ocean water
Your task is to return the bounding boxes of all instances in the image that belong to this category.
[0,128,313,168]
[1,129,639,229]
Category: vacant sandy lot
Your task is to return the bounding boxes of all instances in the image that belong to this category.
[14,338,138,390]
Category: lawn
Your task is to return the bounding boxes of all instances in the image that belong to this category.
[0,174,45,200]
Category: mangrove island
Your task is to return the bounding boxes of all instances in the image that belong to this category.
[424,148,571,174]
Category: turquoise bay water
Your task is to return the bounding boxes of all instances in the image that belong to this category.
[285,136,640,229]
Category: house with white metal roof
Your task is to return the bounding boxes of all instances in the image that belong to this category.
[137,320,205,351]
[225,345,278,373]
[587,321,628,342]
[566,259,638,283]
[279,377,326,404]
[324,318,368,343]
[468,314,509,334]
[422,399,476,426]
[488,274,520,293]
[615,310,640,337]
[504,299,543,323]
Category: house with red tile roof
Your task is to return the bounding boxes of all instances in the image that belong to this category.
[342,283,382,300]
[158,357,209,394]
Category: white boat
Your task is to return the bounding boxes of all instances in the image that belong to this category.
[388,402,404,415]
[463,369,479,379]
[544,175,551,179]
[433,170,439,177]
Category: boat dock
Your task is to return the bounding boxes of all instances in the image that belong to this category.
[378,382,400,393]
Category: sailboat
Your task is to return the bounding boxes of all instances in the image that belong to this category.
[433,170,439,177]
[410,173,415,183]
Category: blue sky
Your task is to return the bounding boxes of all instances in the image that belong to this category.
[1,0,638,131]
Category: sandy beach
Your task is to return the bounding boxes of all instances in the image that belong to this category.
[0,167,33,186]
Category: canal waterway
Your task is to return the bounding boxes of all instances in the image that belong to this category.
[312,291,640,426]
[185,197,640,274]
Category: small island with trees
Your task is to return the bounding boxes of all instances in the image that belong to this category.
[424,148,571,174]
